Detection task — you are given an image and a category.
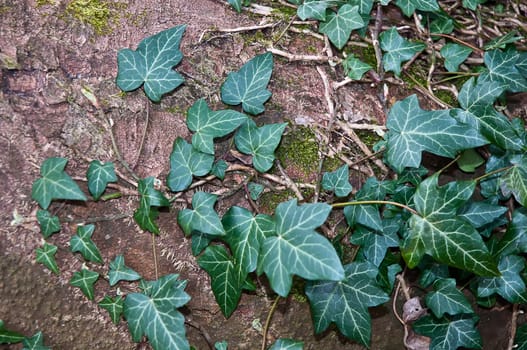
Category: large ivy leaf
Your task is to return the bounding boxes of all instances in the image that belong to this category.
[198,245,245,317]
[268,338,304,350]
[258,200,344,296]
[178,192,225,237]
[477,255,527,303]
[32,157,87,209]
[124,274,190,350]
[167,137,214,192]
[0,320,24,344]
[319,5,364,50]
[322,164,352,197]
[479,49,527,93]
[234,120,287,172]
[501,156,527,207]
[425,278,473,318]
[36,210,60,238]
[297,0,341,20]
[395,0,439,16]
[385,95,488,172]
[458,201,507,228]
[70,268,99,300]
[221,52,273,115]
[87,160,117,200]
[35,242,59,275]
[402,176,499,276]
[493,208,527,257]
[222,206,275,274]
[413,314,482,350]
[440,43,472,72]
[22,331,50,350]
[70,224,103,264]
[305,262,390,346]
[380,27,426,76]
[99,296,124,324]
[186,99,247,154]
[108,255,141,286]
[116,25,186,102]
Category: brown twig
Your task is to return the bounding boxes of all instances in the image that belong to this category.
[508,304,519,350]
[261,296,281,350]
[267,47,340,63]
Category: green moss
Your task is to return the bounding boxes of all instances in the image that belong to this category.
[241,30,272,47]
[355,130,382,149]
[36,0,55,6]
[322,156,342,172]
[65,0,123,35]
[259,189,295,214]
[347,44,377,68]
[276,126,319,182]
[435,89,458,107]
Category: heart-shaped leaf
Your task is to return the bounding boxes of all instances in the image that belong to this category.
[70,224,103,264]
[380,27,426,76]
[342,54,372,80]
[322,164,353,197]
[36,210,61,238]
[178,192,225,237]
[108,255,141,286]
[441,43,473,72]
[87,160,117,200]
[319,5,364,50]
[99,296,124,324]
[35,242,59,275]
[70,268,99,300]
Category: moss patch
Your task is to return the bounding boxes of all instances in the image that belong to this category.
[65,0,123,35]
[258,189,295,214]
[276,126,319,183]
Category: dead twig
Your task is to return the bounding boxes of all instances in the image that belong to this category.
[199,22,280,43]
[508,304,519,350]
[267,47,340,63]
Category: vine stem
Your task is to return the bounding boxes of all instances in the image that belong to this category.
[508,303,519,350]
[261,295,281,350]
[473,165,513,183]
[331,200,419,216]
[152,233,158,280]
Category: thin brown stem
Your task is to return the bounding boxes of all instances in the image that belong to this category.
[261,296,281,350]
[332,200,419,216]
[152,233,159,280]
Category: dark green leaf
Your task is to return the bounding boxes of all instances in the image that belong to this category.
[514,324,527,350]
[426,278,473,318]
[36,210,60,238]
[479,49,527,93]
[347,0,374,14]
[138,177,170,207]
[477,255,527,303]
[0,320,24,344]
[87,160,117,200]
[297,0,340,21]
[380,27,426,76]
[190,232,213,256]
[457,149,484,173]
[247,182,264,200]
[134,205,160,234]
[413,314,482,350]
[484,30,524,51]
[494,208,527,257]
[109,255,141,286]
[395,0,439,16]
[227,0,242,12]
[458,201,507,229]
[35,242,59,275]
[350,219,400,266]
[430,17,454,35]
[344,204,382,231]
[268,338,304,350]
[22,331,50,350]
[501,157,527,207]
[462,0,486,10]
[116,25,186,102]
[70,224,103,264]
[211,160,228,180]
[441,43,472,72]
[32,157,87,209]
[342,54,372,80]
[178,192,225,237]
[322,164,352,197]
[319,5,364,50]
[99,296,124,324]
[70,268,99,300]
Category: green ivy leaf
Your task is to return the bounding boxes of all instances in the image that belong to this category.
[198,245,246,317]
[234,120,287,172]
[479,49,527,93]
[457,148,485,173]
[22,331,50,350]
[380,27,425,76]
[247,182,264,200]
[319,5,364,50]
[501,157,527,207]
[215,340,228,350]
[35,242,59,275]
[258,200,344,296]
[190,232,213,256]
[395,0,439,16]
[483,30,524,51]
[493,208,527,258]
[322,164,352,197]
[350,219,400,266]
[425,278,473,318]
[227,0,242,12]
[0,320,24,344]
[514,324,527,350]
[87,160,117,200]
[477,255,527,303]
[70,224,103,264]
[440,43,472,72]
[305,262,390,346]
[99,295,124,324]
[32,157,87,210]
[187,99,247,154]
[462,0,486,10]
[342,54,372,80]
[211,160,228,180]
[134,206,161,234]
[385,94,488,172]
[178,192,225,237]
[297,0,340,21]
[347,0,374,14]
[403,176,499,276]
[108,255,141,286]
[134,177,170,234]
[430,17,454,35]
[268,338,304,350]
[167,137,214,192]
[36,210,61,238]
[116,25,186,102]
[70,268,99,300]
[124,274,190,350]
[458,201,507,229]
[221,52,273,115]
[413,314,482,350]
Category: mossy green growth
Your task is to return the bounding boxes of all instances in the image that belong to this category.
[355,130,382,149]
[36,0,55,6]
[259,189,295,214]
[65,0,119,35]
[347,44,377,68]
[276,126,319,182]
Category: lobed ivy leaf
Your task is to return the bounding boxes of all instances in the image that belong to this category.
[319,5,364,50]
[70,224,103,264]
[99,296,124,324]
[134,206,160,234]
[425,278,473,318]
[124,274,190,350]
[116,25,186,102]
[108,255,141,286]
[247,182,264,200]
[322,164,352,197]
[462,0,486,10]
[186,99,247,154]
[342,54,372,80]
[268,338,304,350]
[32,157,87,210]
[258,200,344,296]
[35,242,59,275]
[36,210,60,238]
[380,27,425,76]
[87,160,117,200]
[305,262,390,346]
[350,219,400,267]
[178,192,225,237]
[0,320,24,344]
[198,245,246,317]
[297,0,341,21]
[22,331,50,350]
[479,49,527,93]
[477,255,527,304]
[515,324,527,350]
[70,268,99,300]
[501,157,527,207]
[395,0,439,16]
[440,43,472,72]
[234,120,287,173]
[413,314,482,350]
[221,52,273,115]
[402,176,499,276]
[211,160,228,180]
[385,94,488,173]
[493,208,527,258]
[167,137,214,192]
[430,17,454,35]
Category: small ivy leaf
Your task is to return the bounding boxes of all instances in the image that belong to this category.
[211,160,229,180]
[425,278,474,318]
[342,54,372,80]
[462,0,486,10]
[116,25,186,102]
[178,192,225,237]
[99,295,124,325]
[124,274,190,350]
[186,99,248,154]
[457,149,484,173]
[32,157,87,210]
[350,219,400,267]
[413,314,482,350]
[322,164,352,197]
[297,0,339,21]
[515,324,527,350]
[227,0,242,12]
[305,262,390,347]
[22,331,50,350]
[395,0,439,16]
[477,255,527,303]
[501,157,527,207]
[87,160,117,200]
[134,206,160,234]
[493,208,527,258]
[483,30,524,51]
[385,94,488,173]
[167,137,214,192]
[377,261,403,292]
[108,255,141,286]
[36,210,61,238]
[347,0,374,14]
[0,320,24,344]
[319,5,364,50]
[70,268,99,300]
[268,338,304,350]
[440,43,472,72]
[190,232,213,256]
[70,224,103,264]
[138,177,170,207]
[215,340,228,350]
[259,200,344,297]
[247,182,265,200]
[234,120,287,172]
[35,242,59,275]
[430,17,454,35]
[198,245,246,318]
[221,52,273,115]
[458,201,507,229]
[479,49,527,93]
[380,27,425,76]
[403,176,499,276]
